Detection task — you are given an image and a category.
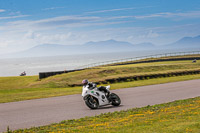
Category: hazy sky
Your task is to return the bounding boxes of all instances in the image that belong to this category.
[0,0,200,54]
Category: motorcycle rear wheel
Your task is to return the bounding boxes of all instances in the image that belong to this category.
[85,96,99,109]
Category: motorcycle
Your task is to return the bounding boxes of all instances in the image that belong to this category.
[82,85,121,109]
[20,72,26,76]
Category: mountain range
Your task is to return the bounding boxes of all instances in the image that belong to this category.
[2,35,200,58]
[165,35,200,48]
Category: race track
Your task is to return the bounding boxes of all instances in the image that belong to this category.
[0,79,200,132]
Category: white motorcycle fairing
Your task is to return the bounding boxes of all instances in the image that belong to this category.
[82,85,110,106]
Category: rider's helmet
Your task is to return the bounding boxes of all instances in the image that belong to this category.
[82,79,89,85]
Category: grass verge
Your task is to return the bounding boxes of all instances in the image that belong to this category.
[1,74,200,103]
[11,97,200,133]
[1,58,200,103]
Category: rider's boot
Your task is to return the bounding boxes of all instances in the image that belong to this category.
[106,91,111,102]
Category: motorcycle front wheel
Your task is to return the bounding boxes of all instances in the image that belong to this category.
[110,93,121,106]
[85,96,99,109]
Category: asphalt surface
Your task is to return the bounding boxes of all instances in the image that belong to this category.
[0,79,200,132]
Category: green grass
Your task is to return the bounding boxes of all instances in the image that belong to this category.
[1,59,200,103]
[11,97,200,133]
[28,60,200,87]
[0,76,38,90]
[1,74,200,103]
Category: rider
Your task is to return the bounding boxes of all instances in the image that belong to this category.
[82,79,110,96]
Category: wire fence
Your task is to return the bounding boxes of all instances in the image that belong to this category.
[77,51,200,69]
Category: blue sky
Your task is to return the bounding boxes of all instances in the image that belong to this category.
[0,0,200,54]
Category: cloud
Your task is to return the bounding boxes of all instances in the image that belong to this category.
[24,30,36,39]
[42,7,65,11]
[5,10,199,33]
[0,9,5,12]
[93,10,200,21]
[4,15,132,31]
[135,10,200,19]
[8,11,21,15]
[98,10,200,20]
[85,6,154,14]
[2,10,199,42]
[0,15,30,20]
[34,16,101,27]
[35,16,134,28]
[85,7,136,14]
[1,23,200,54]
[138,30,159,39]
[147,30,159,38]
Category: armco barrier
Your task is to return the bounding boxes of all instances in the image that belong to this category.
[39,69,84,79]
[39,71,65,79]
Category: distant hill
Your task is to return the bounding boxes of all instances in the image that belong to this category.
[83,39,141,52]
[165,35,200,48]
[85,39,134,47]
[2,40,155,58]
[20,44,82,56]
[1,35,200,58]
